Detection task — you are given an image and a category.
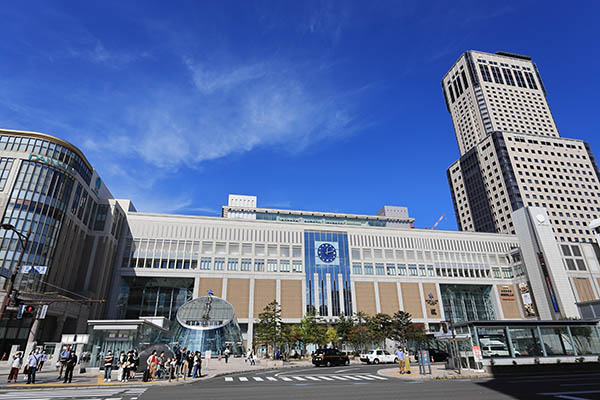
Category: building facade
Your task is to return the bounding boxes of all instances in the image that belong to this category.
[0,129,127,355]
[444,51,600,245]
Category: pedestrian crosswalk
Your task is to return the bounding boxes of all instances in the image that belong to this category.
[0,387,147,400]
[224,374,386,383]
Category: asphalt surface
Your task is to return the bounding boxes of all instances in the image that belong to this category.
[141,364,600,400]
[1,365,599,399]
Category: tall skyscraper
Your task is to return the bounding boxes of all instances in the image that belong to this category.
[444,50,600,245]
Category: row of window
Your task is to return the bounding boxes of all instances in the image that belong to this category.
[351,262,514,279]
[0,135,92,184]
[478,64,538,90]
[127,256,304,273]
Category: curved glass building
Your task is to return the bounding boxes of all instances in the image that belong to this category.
[171,296,244,355]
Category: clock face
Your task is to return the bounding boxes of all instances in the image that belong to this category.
[317,243,337,263]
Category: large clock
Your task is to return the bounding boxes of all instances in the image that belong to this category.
[317,243,337,263]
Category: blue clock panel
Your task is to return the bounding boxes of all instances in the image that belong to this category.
[304,231,352,317]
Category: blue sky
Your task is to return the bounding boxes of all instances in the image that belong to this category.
[1,1,599,230]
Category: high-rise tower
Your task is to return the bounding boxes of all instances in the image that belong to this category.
[444,51,600,245]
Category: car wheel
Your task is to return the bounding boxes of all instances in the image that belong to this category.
[326,361,332,367]
[394,358,398,363]
[373,358,380,364]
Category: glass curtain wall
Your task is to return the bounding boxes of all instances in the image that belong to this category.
[440,284,496,323]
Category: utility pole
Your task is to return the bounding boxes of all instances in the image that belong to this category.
[0,224,31,322]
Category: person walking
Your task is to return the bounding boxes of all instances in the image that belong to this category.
[38,351,47,371]
[57,345,71,380]
[224,347,230,364]
[187,351,194,378]
[63,351,78,383]
[7,351,22,383]
[147,351,158,380]
[26,350,41,384]
[395,347,405,374]
[103,351,114,382]
[174,346,182,377]
[181,350,190,380]
[117,351,126,381]
[403,347,411,374]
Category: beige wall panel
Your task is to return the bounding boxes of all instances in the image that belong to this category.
[281,280,303,319]
[254,279,277,316]
[378,282,399,316]
[401,283,423,319]
[198,277,222,298]
[422,283,441,319]
[574,277,596,302]
[497,284,521,319]
[227,278,250,318]
[355,282,377,316]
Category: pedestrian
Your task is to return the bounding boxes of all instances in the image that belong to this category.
[38,351,47,371]
[121,352,131,382]
[127,350,135,380]
[174,346,183,377]
[130,350,138,380]
[57,345,71,380]
[218,349,222,361]
[395,346,404,374]
[147,350,158,380]
[63,351,78,384]
[7,351,23,383]
[187,351,194,377]
[181,351,189,380]
[404,348,411,374]
[224,347,230,364]
[249,350,256,366]
[191,352,200,378]
[26,350,41,384]
[118,351,126,381]
[103,350,114,382]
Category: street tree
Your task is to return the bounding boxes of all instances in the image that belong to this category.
[369,313,393,348]
[335,314,355,345]
[325,326,338,347]
[390,310,413,346]
[300,311,327,347]
[254,300,282,357]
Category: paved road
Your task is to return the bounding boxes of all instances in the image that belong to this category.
[0,386,147,400]
[141,365,600,400]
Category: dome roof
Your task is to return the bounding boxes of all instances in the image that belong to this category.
[175,296,235,330]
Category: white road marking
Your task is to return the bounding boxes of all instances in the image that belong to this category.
[305,376,321,381]
[292,376,307,381]
[355,375,375,380]
[239,376,248,381]
[331,376,349,380]
[266,377,278,381]
[342,375,361,380]
[280,376,293,381]
[253,377,264,381]
[366,374,387,380]
[318,376,335,381]
[225,377,233,381]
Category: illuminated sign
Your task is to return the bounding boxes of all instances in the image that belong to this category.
[28,153,75,175]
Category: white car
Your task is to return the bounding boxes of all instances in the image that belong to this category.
[359,350,398,364]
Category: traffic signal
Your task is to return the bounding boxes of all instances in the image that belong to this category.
[24,305,35,315]
[17,304,35,319]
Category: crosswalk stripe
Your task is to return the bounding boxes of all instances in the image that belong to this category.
[355,375,375,380]
[225,377,233,381]
[292,376,307,381]
[305,376,321,381]
[342,375,361,380]
[253,377,264,381]
[318,376,335,381]
[266,377,278,381]
[240,377,248,381]
[280,376,292,381]
[331,376,349,380]
[366,374,387,380]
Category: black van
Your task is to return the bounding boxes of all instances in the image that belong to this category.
[312,348,350,367]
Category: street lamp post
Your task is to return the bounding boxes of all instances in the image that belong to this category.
[0,223,31,322]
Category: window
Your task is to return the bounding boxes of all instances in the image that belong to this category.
[427,265,435,276]
[375,263,385,275]
[352,263,362,275]
[386,263,396,275]
[254,259,264,272]
[502,68,515,86]
[408,264,418,276]
[514,70,526,88]
[364,263,374,275]
[292,246,302,258]
[227,258,238,271]
[461,71,469,89]
[267,259,278,272]
[525,72,538,89]
[490,66,504,84]
[292,261,303,273]
[479,64,492,82]
[398,264,407,275]
[280,260,290,272]
[0,158,14,190]
[419,265,426,276]
[200,257,211,270]
[214,257,225,270]
[241,258,251,271]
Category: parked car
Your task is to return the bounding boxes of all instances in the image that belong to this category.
[359,349,397,364]
[312,348,350,367]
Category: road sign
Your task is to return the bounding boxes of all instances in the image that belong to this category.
[21,265,48,274]
[472,345,482,361]
[39,304,48,320]
[16,304,25,319]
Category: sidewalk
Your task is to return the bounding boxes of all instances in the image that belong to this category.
[0,357,314,389]
[378,363,490,380]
